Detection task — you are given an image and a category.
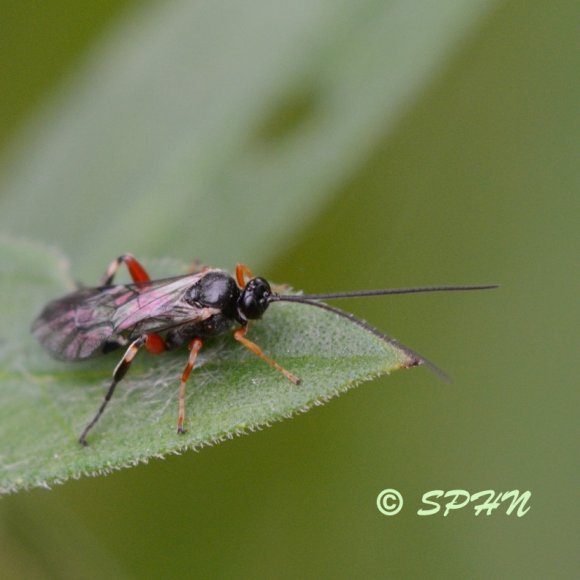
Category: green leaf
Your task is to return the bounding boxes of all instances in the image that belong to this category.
[0,237,418,494]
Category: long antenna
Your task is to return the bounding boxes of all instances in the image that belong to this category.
[270,295,451,381]
[268,283,498,382]
[276,284,498,301]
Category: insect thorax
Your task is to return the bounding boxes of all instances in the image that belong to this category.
[164,312,236,350]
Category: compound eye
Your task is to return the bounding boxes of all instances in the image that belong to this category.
[241,277,271,320]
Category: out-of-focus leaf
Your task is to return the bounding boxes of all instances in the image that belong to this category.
[0,0,496,275]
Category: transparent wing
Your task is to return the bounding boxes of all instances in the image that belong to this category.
[32,271,216,360]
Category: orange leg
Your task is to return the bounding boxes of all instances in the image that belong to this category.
[177,338,203,434]
[101,254,151,286]
[235,263,254,287]
[233,326,300,385]
[79,334,147,445]
[78,333,167,445]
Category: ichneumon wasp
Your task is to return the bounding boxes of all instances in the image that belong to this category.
[31,254,497,445]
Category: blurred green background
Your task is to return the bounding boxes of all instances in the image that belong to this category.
[0,0,577,578]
